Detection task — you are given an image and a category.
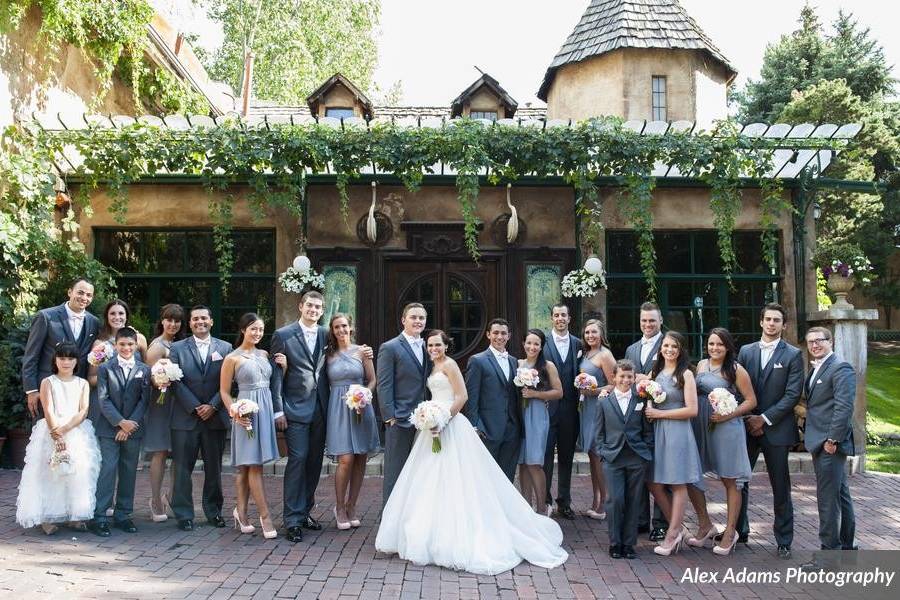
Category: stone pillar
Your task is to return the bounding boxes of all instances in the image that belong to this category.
[807,307,879,471]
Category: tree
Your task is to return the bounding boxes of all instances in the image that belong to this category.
[204,0,380,105]
[736,5,895,123]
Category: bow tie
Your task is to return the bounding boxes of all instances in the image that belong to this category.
[554,335,568,343]
[811,358,824,368]
[496,351,509,359]
[759,341,777,350]
[616,393,631,402]
[70,313,84,321]
[195,339,209,346]
[641,337,656,346]
[118,360,135,369]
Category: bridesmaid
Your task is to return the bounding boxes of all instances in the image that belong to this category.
[324,313,378,530]
[144,304,187,522]
[219,313,285,539]
[517,329,563,516]
[645,331,704,556]
[687,328,756,555]
[578,319,616,520]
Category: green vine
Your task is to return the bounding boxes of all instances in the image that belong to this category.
[29,118,841,287]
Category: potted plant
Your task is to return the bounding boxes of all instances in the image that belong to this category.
[0,323,31,468]
[561,256,608,298]
[813,242,874,309]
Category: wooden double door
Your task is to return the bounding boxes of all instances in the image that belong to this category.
[384,260,499,368]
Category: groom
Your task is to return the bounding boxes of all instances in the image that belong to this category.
[377,302,430,508]
[464,318,522,482]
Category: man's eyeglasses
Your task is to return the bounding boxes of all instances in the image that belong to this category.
[806,338,829,346]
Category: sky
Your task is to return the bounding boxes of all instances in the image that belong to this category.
[156,0,899,107]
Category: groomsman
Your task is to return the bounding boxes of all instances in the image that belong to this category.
[542,303,582,519]
[464,318,522,482]
[22,278,100,419]
[377,302,430,508]
[271,291,328,543]
[169,306,233,531]
[803,326,856,552]
[624,302,667,541]
[735,303,803,559]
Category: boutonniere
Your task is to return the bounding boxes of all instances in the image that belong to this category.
[774,362,783,369]
[634,402,644,411]
[211,351,223,361]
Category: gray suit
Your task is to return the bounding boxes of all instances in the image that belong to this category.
[22,303,99,394]
[625,335,667,532]
[169,336,232,522]
[596,386,654,547]
[377,334,429,507]
[464,348,522,482]
[543,333,582,507]
[270,322,328,527]
[93,359,151,523]
[804,354,856,550]
[736,339,803,547]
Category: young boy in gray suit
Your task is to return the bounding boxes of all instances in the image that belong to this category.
[596,359,654,560]
[89,327,151,537]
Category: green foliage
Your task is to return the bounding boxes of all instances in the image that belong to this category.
[0,320,31,429]
[30,117,840,294]
[736,6,895,123]
[204,0,380,104]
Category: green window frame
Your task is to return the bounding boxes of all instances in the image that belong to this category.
[605,230,781,359]
[93,227,277,346]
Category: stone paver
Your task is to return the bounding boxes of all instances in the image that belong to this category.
[1,467,898,599]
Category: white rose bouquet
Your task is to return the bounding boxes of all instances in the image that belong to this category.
[409,400,452,453]
[636,379,666,405]
[232,399,260,438]
[344,384,373,423]
[151,359,184,404]
[708,387,738,431]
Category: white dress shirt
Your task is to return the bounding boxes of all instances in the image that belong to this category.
[615,389,632,416]
[193,336,211,362]
[553,332,570,362]
[489,346,511,380]
[64,303,86,340]
[299,322,318,354]
[402,333,424,365]
[118,357,135,379]
[759,338,779,369]
[640,332,662,365]
[809,351,835,387]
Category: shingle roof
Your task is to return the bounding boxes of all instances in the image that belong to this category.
[537,0,737,100]
[246,103,547,122]
[450,73,518,118]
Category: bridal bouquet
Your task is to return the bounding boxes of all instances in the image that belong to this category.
[151,359,184,404]
[344,384,372,423]
[514,367,540,408]
[409,400,452,453]
[636,379,666,405]
[87,344,113,367]
[574,372,599,411]
[49,443,73,476]
[232,399,260,438]
[708,387,738,431]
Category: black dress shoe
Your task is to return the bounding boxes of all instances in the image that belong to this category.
[608,544,622,559]
[89,520,111,537]
[114,519,138,533]
[777,545,792,559]
[285,526,303,543]
[622,545,637,559]
[715,531,749,544]
[208,515,226,528]
[842,545,859,551]
[301,516,322,530]
[556,505,576,520]
[177,519,194,531]
[649,527,667,541]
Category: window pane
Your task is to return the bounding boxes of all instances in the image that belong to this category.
[323,265,357,326]
[654,233,690,273]
[734,231,775,274]
[606,232,641,273]
[144,231,186,272]
[692,231,723,273]
[95,231,142,271]
[233,231,275,273]
[325,107,354,119]
[159,278,214,310]
[185,231,216,273]
[471,111,497,121]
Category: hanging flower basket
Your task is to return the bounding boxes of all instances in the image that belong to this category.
[561,268,607,298]
[278,267,325,294]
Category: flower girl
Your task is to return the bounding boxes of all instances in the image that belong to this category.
[16,342,102,534]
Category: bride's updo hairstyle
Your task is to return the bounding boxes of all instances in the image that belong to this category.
[425,329,453,354]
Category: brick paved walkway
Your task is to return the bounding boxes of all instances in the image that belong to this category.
[1,467,898,599]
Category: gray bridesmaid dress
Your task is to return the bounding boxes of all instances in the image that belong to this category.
[143,336,173,453]
[230,351,279,466]
[651,372,704,487]
[696,368,752,482]
[577,354,607,455]
[518,362,550,466]
[325,347,380,456]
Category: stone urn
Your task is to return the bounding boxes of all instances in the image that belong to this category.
[827,274,855,309]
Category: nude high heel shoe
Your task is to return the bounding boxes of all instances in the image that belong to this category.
[654,530,684,556]
[334,507,351,530]
[687,525,720,547]
[232,508,255,534]
[712,531,739,556]
[259,516,277,539]
[150,498,168,523]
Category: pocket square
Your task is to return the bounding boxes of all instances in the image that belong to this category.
[774,362,783,369]
[134,371,144,379]
[634,402,644,411]
[816,379,823,385]
[576,350,583,359]
[211,351,223,361]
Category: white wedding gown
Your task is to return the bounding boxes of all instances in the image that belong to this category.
[375,372,568,575]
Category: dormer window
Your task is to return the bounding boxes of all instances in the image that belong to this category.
[652,76,667,121]
[470,110,498,121]
[325,107,355,119]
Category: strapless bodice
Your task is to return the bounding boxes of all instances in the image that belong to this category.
[427,372,454,409]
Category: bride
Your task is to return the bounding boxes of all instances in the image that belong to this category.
[375,329,568,575]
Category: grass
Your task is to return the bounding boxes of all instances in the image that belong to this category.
[866,344,900,474]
